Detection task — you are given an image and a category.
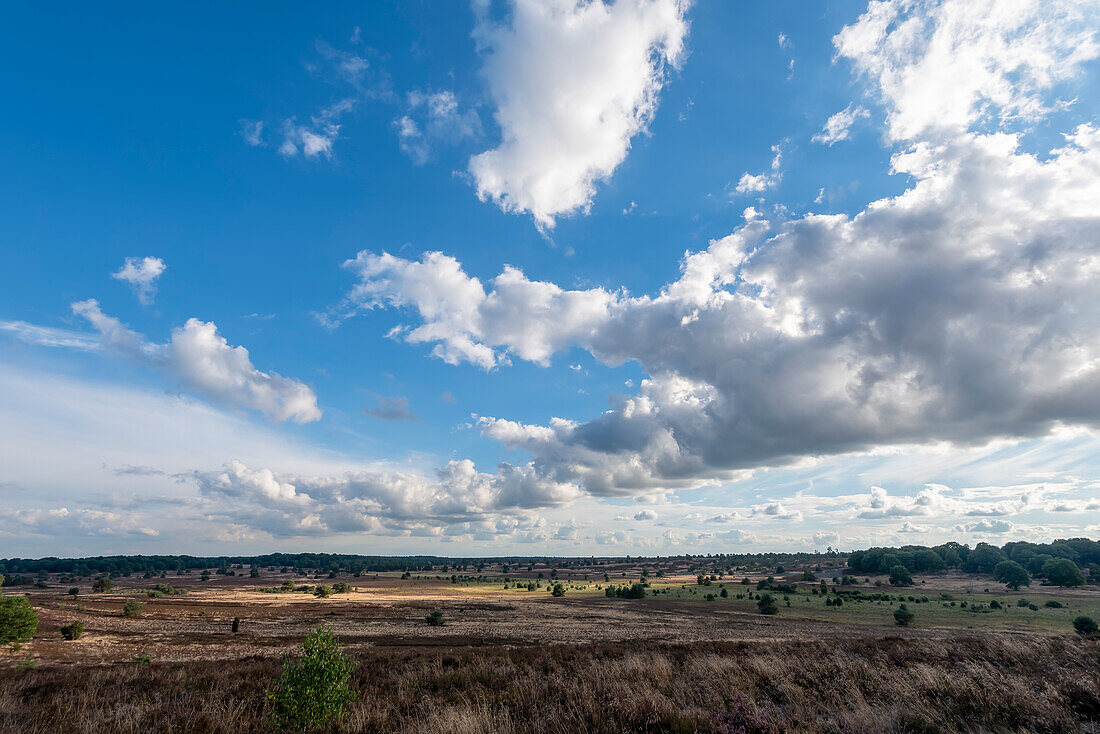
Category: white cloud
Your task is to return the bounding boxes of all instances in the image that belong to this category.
[812,104,870,145]
[364,395,418,422]
[70,299,321,423]
[112,256,166,305]
[732,144,782,194]
[834,0,1099,142]
[344,0,1100,498]
[279,99,354,160]
[468,0,690,228]
[239,119,264,147]
[633,509,658,520]
[396,89,481,164]
[0,320,99,351]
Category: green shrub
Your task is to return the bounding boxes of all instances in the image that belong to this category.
[551,583,565,597]
[332,582,350,594]
[60,621,84,640]
[267,626,356,731]
[1044,600,1064,608]
[92,577,113,593]
[313,585,332,598]
[1073,615,1098,635]
[893,604,915,626]
[0,597,39,646]
[232,617,241,633]
[67,587,80,599]
[1017,598,1030,607]
[757,593,779,615]
[425,609,445,626]
[132,652,150,666]
[122,599,143,617]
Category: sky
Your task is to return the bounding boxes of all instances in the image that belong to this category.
[1,0,1099,557]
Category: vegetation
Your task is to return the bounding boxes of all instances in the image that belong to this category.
[425,609,445,626]
[1074,615,1098,636]
[756,593,779,615]
[122,599,144,617]
[1043,558,1086,587]
[893,604,915,626]
[266,626,356,731]
[92,576,113,593]
[888,565,913,587]
[0,596,38,646]
[60,621,84,640]
[994,560,1031,589]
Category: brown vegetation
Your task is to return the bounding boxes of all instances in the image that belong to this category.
[1,634,1098,733]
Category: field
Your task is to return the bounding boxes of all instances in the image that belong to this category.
[2,558,1099,732]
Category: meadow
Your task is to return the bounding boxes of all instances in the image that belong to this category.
[1,556,1098,732]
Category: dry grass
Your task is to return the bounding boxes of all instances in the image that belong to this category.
[1,634,1098,733]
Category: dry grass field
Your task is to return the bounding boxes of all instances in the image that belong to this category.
[2,559,1099,732]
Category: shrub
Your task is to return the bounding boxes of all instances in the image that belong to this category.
[989,599,1002,609]
[122,600,143,617]
[0,597,39,646]
[757,593,779,615]
[132,652,150,666]
[1045,600,1064,608]
[551,583,565,597]
[232,617,241,633]
[313,585,332,598]
[67,587,80,599]
[92,577,113,593]
[1017,598,1030,607]
[1028,603,1039,611]
[60,621,84,640]
[1073,615,1098,635]
[993,560,1031,590]
[267,626,356,732]
[893,604,915,626]
[425,609,445,626]
[889,565,913,587]
[720,587,728,598]
[332,582,350,594]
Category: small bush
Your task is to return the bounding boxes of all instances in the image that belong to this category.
[1073,615,1098,635]
[0,597,39,647]
[893,604,915,626]
[267,626,356,731]
[122,600,143,617]
[92,577,113,593]
[67,587,80,599]
[1017,598,1030,607]
[132,652,150,666]
[332,582,350,594]
[232,617,241,633]
[1045,600,1064,608]
[425,609,445,626]
[60,621,84,640]
[551,583,565,597]
[313,585,332,598]
[757,593,779,615]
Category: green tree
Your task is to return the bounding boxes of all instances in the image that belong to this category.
[757,593,779,615]
[60,621,84,640]
[889,565,913,587]
[313,585,332,598]
[67,587,80,599]
[550,583,565,597]
[332,582,350,594]
[267,626,357,731]
[425,609,445,626]
[1073,615,1098,636]
[122,599,143,617]
[93,576,113,593]
[893,604,915,626]
[993,560,1031,590]
[232,617,241,633]
[1042,558,1085,587]
[0,597,38,646]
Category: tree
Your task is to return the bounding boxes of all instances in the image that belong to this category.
[889,565,913,587]
[68,587,80,599]
[1073,616,1098,636]
[267,626,356,732]
[314,585,332,598]
[1042,558,1085,587]
[332,582,350,594]
[0,597,38,646]
[93,576,113,593]
[963,543,1007,574]
[720,587,729,598]
[893,604,915,626]
[993,561,1031,590]
[551,583,565,597]
[425,609,445,626]
[60,621,84,640]
[122,599,143,617]
[232,617,241,633]
[757,593,779,615]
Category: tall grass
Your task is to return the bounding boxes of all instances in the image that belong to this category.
[1,634,1097,733]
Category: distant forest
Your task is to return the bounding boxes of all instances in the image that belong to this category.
[0,538,1096,586]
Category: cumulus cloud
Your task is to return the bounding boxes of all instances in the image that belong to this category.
[633,509,659,521]
[112,256,166,305]
[191,457,580,537]
[812,104,870,145]
[71,299,321,423]
[336,0,1100,499]
[468,0,690,228]
[732,144,782,194]
[11,507,159,538]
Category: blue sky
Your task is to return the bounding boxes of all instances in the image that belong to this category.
[2,0,1099,557]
